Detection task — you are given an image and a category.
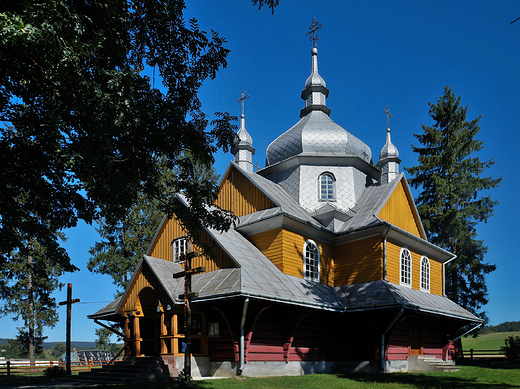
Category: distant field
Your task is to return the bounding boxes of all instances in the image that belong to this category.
[461,331,520,351]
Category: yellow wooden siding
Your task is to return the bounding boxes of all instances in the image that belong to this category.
[247,228,284,271]
[248,228,334,286]
[386,240,443,296]
[378,180,423,238]
[148,216,234,272]
[430,259,443,296]
[334,237,383,286]
[119,264,171,315]
[215,166,275,217]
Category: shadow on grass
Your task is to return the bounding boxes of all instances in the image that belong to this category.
[458,358,520,370]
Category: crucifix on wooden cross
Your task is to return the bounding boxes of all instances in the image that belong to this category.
[384,105,393,128]
[59,283,80,376]
[306,18,323,48]
[237,90,250,117]
[173,251,205,379]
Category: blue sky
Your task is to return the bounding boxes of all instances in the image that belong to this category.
[2,0,519,342]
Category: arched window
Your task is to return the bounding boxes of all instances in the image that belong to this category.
[400,248,412,287]
[303,240,320,282]
[420,256,430,292]
[319,173,335,201]
[173,237,187,263]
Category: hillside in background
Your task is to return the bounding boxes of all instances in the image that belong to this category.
[481,321,520,334]
[0,338,95,350]
[462,331,520,351]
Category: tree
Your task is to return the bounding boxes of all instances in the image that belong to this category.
[51,342,67,359]
[0,0,277,353]
[94,328,114,351]
[0,237,74,364]
[406,86,501,318]
[88,155,220,294]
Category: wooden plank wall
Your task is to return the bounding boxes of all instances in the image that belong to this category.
[386,241,443,296]
[120,264,171,315]
[248,228,334,286]
[147,216,235,272]
[334,236,383,286]
[247,228,284,271]
[215,166,275,217]
[378,180,422,238]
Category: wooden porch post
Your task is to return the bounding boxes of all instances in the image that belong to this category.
[133,316,141,356]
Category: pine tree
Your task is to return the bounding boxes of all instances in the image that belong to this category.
[0,236,75,364]
[406,86,501,318]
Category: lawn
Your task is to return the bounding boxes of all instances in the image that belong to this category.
[1,360,519,389]
[462,331,520,352]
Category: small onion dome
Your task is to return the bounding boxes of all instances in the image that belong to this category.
[379,128,399,160]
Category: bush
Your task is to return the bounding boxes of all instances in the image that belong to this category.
[43,366,66,378]
[501,335,520,360]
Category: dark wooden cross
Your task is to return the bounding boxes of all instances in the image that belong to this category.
[173,251,204,379]
[384,105,393,128]
[237,90,250,117]
[306,18,323,48]
[59,283,80,376]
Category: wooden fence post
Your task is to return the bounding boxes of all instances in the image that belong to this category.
[6,360,10,376]
[470,349,474,360]
[88,359,92,372]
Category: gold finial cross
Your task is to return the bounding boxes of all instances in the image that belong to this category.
[384,105,392,128]
[237,90,250,116]
[306,18,323,48]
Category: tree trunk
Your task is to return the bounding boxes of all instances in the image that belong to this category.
[27,252,35,367]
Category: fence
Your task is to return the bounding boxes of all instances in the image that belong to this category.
[0,359,112,376]
[462,349,506,360]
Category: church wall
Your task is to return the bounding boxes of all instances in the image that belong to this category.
[334,236,383,286]
[386,241,443,296]
[119,264,170,315]
[148,216,234,272]
[280,228,335,286]
[216,166,275,217]
[248,227,334,285]
[378,180,422,238]
[299,165,362,212]
[247,228,285,272]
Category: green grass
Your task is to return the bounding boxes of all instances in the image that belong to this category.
[1,360,519,389]
[462,331,520,351]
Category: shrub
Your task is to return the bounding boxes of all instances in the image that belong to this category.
[44,366,67,378]
[501,335,520,360]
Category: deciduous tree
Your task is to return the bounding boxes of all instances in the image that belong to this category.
[406,86,501,318]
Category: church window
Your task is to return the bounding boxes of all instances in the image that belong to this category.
[400,248,412,287]
[420,256,430,292]
[303,240,320,282]
[173,237,187,263]
[319,173,335,201]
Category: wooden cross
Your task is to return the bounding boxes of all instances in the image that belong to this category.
[173,251,205,379]
[237,90,250,117]
[306,18,323,48]
[384,105,392,128]
[59,283,80,376]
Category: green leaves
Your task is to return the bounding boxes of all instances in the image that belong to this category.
[406,86,501,317]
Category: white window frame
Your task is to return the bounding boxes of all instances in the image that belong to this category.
[319,173,336,201]
[173,237,187,263]
[400,247,412,287]
[420,256,430,292]
[303,240,320,282]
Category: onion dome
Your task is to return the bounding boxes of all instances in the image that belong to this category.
[379,127,399,160]
[266,47,372,166]
[232,92,255,172]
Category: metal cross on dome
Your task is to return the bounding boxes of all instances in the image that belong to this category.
[384,105,393,128]
[307,18,323,48]
[237,90,250,117]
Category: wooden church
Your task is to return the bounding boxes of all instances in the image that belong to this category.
[89,37,482,377]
